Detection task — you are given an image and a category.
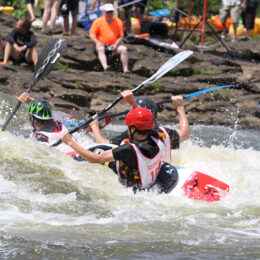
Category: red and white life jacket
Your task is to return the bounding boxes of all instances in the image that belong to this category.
[117,136,165,189]
[159,127,172,163]
[29,120,68,146]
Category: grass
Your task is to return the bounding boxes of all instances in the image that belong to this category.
[53,61,69,70]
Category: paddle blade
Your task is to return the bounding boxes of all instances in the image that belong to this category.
[32,38,67,87]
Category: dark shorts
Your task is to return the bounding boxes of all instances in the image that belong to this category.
[26,0,34,4]
[242,7,257,30]
[63,0,79,15]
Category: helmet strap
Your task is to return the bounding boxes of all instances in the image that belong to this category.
[128,126,137,140]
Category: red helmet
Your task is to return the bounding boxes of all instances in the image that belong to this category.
[124,107,154,130]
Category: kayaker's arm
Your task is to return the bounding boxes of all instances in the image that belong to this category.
[90,90,137,144]
[90,119,110,144]
[16,92,34,104]
[171,95,190,142]
[60,132,115,163]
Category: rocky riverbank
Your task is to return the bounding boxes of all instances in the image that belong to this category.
[0,13,260,129]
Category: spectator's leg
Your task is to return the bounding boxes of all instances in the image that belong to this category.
[230,5,240,43]
[0,34,3,60]
[0,42,18,65]
[219,5,229,39]
[50,0,62,29]
[26,2,36,22]
[63,14,70,33]
[96,44,108,71]
[25,47,38,66]
[71,14,78,35]
[42,0,52,31]
[116,45,129,73]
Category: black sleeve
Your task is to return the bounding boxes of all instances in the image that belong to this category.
[164,127,180,149]
[27,32,37,48]
[112,143,137,169]
[110,130,128,145]
[6,29,17,45]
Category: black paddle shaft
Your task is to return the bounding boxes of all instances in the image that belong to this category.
[1,38,67,131]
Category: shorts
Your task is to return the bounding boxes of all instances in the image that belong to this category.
[242,7,257,29]
[26,0,34,4]
[220,4,240,24]
[62,0,79,15]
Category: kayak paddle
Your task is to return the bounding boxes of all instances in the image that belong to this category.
[51,50,193,146]
[81,84,237,126]
[1,38,67,131]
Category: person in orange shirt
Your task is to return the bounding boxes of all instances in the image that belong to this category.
[89,3,129,73]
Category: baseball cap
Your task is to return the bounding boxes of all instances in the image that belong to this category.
[103,3,115,12]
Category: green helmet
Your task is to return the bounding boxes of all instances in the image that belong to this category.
[28,98,52,120]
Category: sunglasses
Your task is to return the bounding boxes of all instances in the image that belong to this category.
[105,11,114,14]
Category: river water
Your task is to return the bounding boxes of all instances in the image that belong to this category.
[0,92,259,259]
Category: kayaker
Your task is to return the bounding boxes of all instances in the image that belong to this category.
[16,92,68,146]
[90,90,190,163]
[60,107,166,192]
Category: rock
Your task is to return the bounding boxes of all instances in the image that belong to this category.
[0,13,260,129]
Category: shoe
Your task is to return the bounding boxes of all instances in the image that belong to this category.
[231,37,237,43]
[123,70,130,74]
[0,62,7,66]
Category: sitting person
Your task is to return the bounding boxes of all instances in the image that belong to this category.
[0,18,38,67]
[89,3,129,73]
[16,93,69,146]
[90,90,190,164]
[61,107,166,192]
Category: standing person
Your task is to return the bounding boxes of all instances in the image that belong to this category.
[26,0,36,22]
[62,0,80,35]
[241,0,259,38]
[90,90,190,164]
[42,0,62,33]
[61,106,166,192]
[0,19,38,67]
[118,0,133,34]
[132,0,147,26]
[219,0,241,43]
[89,3,130,73]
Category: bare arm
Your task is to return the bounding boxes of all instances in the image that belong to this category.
[90,90,137,143]
[171,95,190,142]
[61,132,115,163]
[90,119,110,144]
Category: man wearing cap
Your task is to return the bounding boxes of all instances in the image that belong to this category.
[89,3,130,73]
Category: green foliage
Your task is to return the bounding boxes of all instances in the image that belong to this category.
[74,81,83,89]
[53,62,69,70]
[8,0,28,19]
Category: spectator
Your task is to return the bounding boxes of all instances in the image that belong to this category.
[219,0,241,43]
[26,0,36,22]
[132,0,147,26]
[241,0,259,38]
[0,19,38,67]
[42,0,62,33]
[89,3,129,73]
[61,0,80,35]
[118,0,132,34]
[0,34,3,61]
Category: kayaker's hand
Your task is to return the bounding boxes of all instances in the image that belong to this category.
[89,119,99,130]
[15,93,32,104]
[121,90,137,108]
[60,132,73,146]
[171,95,184,110]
